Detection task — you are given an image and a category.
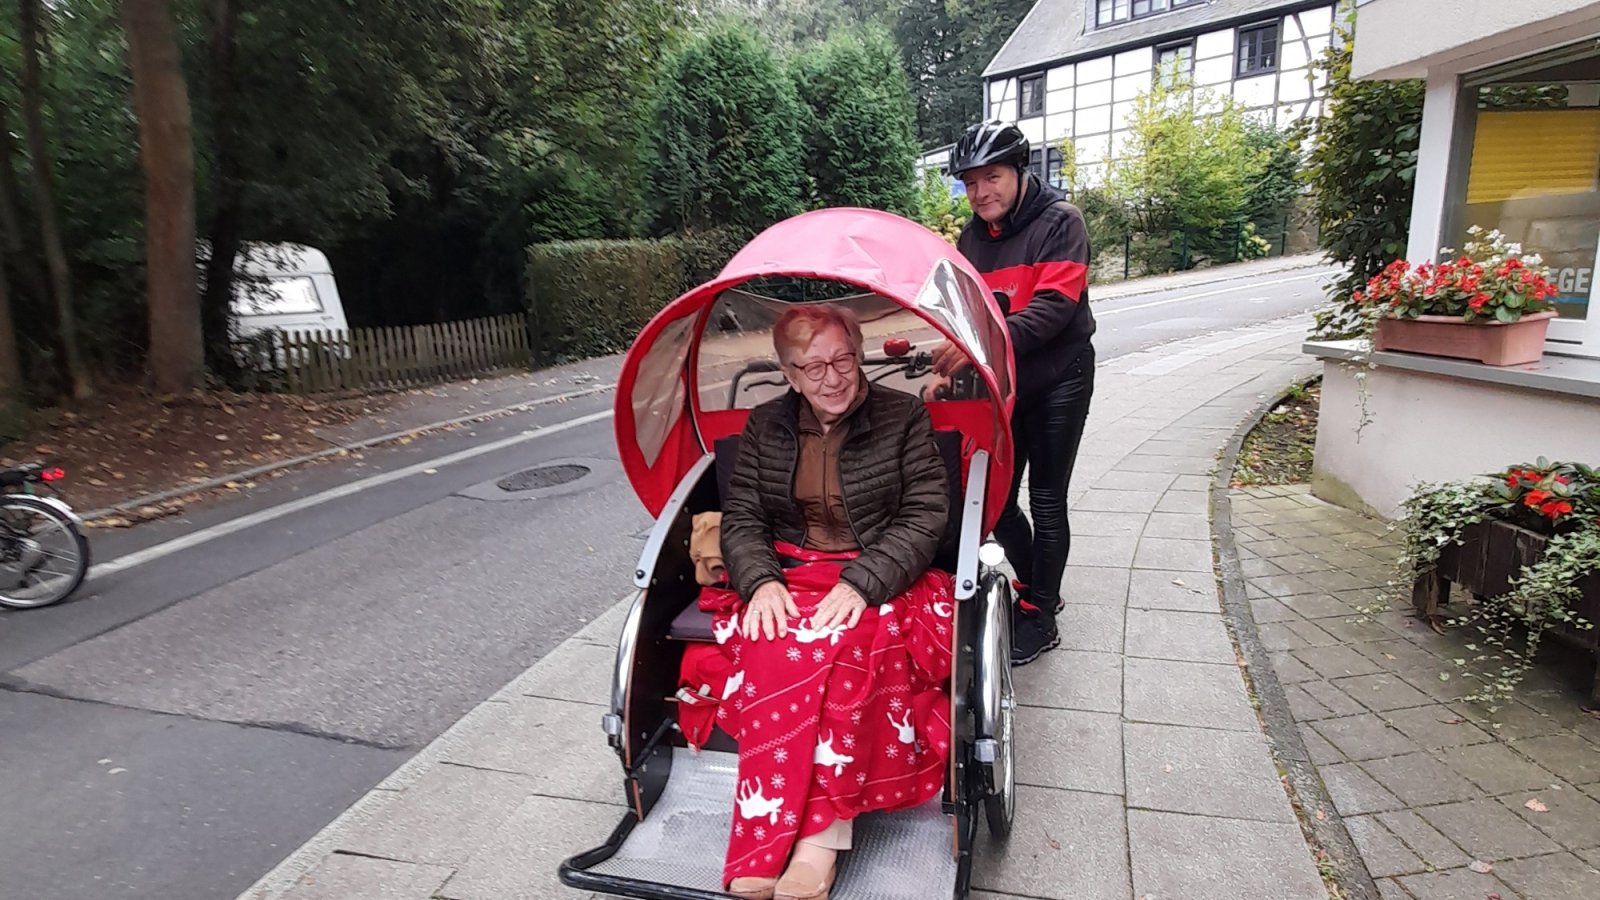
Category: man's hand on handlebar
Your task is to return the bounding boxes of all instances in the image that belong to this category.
[929,341,969,377]
[921,373,950,403]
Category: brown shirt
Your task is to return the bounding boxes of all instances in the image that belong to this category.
[794,379,870,552]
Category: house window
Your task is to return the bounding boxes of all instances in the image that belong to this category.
[1018,74,1045,118]
[1155,41,1194,86]
[1026,147,1068,189]
[1236,23,1279,77]
[1096,0,1199,27]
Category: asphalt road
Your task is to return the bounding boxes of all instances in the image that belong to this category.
[0,265,1338,900]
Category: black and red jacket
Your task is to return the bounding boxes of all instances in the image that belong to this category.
[957,173,1096,405]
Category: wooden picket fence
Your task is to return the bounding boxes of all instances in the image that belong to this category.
[234,312,533,395]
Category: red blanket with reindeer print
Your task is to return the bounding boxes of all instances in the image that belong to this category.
[678,541,955,888]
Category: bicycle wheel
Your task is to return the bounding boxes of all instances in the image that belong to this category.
[0,495,91,608]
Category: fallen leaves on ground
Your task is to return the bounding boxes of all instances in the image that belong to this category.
[1524,798,1549,813]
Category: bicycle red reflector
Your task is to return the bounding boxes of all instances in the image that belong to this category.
[42,467,66,481]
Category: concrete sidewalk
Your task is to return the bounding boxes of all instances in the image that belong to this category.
[238,314,1332,900]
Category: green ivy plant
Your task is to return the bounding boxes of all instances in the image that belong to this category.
[1390,459,1600,705]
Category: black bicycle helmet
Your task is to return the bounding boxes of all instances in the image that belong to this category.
[949,121,1030,177]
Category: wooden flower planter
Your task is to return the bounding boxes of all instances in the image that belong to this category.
[1375,310,1557,366]
[1412,518,1600,704]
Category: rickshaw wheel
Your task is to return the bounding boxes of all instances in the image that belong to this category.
[973,571,1017,839]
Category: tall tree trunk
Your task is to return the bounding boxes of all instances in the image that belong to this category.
[0,263,19,395]
[200,0,242,380]
[18,0,91,400]
[123,0,203,395]
[0,100,50,319]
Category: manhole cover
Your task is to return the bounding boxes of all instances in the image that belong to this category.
[497,464,590,492]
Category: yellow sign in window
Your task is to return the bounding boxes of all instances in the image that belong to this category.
[1466,109,1600,205]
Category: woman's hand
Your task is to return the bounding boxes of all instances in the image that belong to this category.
[812,582,867,631]
[744,580,800,640]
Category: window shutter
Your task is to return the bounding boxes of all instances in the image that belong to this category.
[1466,109,1600,204]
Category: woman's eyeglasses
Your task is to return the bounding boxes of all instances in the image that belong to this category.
[790,355,858,382]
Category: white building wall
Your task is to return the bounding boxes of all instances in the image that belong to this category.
[991,4,1337,189]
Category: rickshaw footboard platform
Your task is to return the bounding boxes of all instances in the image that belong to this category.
[567,748,958,898]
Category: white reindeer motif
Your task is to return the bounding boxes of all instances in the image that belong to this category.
[886,709,916,745]
[722,669,746,701]
[735,778,785,824]
[793,619,846,646]
[713,612,738,645]
[814,729,856,776]
[931,601,952,619]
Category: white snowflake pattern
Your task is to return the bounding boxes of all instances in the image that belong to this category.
[812,813,826,824]
[735,699,745,711]
[774,748,789,763]
[893,661,904,671]
[735,822,745,837]
[754,826,766,841]
[850,710,863,725]
[772,774,787,789]
[875,793,885,802]
[765,853,774,863]
[885,744,899,759]
[752,719,762,730]
[889,698,905,713]
[744,682,757,697]
[817,773,830,787]
[852,647,864,661]
[856,772,868,785]
[770,711,781,721]
[895,790,904,800]
[843,680,854,691]
[925,782,936,792]
[935,623,948,637]
[783,811,799,827]
[718,707,728,719]
[886,621,900,636]
[790,702,799,713]
[786,647,802,662]
[841,733,857,749]
[812,648,826,663]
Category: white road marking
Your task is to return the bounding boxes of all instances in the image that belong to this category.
[1096,270,1332,317]
[90,410,614,580]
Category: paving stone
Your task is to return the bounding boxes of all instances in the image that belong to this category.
[1285,684,1337,721]
[1283,619,1344,648]
[1062,565,1130,606]
[1455,699,1584,741]
[972,787,1129,899]
[1359,753,1484,806]
[1299,569,1385,593]
[281,853,455,900]
[1374,877,1411,900]
[1300,680,1367,718]
[1124,723,1293,822]
[1300,724,1346,764]
[1579,846,1600,868]
[1154,490,1211,514]
[1396,867,1519,900]
[1381,705,1495,750]
[1316,616,1400,644]
[1437,743,1562,796]
[1127,569,1218,612]
[1016,709,1123,795]
[1250,573,1323,598]
[1295,645,1385,679]
[1095,469,1176,492]
[339,767,539,866]
[1333,673,1436,712]
[1172,474,1213,492]
[1268,553,1334,575]
[1127,810,1325,899]
[1133,537,1214,572]
[1072,510,1151,538]
[1269,651,1319,683]
[1056,606,1125,654]
[1493,852,1600,899]
[438,794,622,900]
[1312,714,1422,761]
[1075,488,1164,514]
[1419,799,1562,861]
[1070,534,1141,568]
[505,639,612,705]
[1320,762,1406,815]
[1376,809,1472,871]
[1124,658,1257,731]
[1357,639,1444,673]
[1513,734,1600,786]
[1240,557,1288,579]
[1239,538,1308,559]
[1142,512,1212,541]
[1125,609,1235,664]
[1499,784,1600,850]
[1394,667,1480,703]
[443,696,617,803]
[1250,597,1298,623]
[1258,622,1315,652]
[1344,815,1426,877]
[1275,593,1357,619]
[1013,649,1121,714]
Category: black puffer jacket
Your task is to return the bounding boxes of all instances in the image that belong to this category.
[720,384,948,605]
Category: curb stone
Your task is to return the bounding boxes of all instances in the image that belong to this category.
[1210,373,1383,900]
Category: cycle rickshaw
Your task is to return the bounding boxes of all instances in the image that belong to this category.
[560,207,1019,899]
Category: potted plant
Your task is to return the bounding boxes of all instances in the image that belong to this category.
[1354,227,1560,366]
[1403,458,1600,705]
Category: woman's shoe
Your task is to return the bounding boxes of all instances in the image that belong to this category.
[728,876,778,899]
[774,860,836,900]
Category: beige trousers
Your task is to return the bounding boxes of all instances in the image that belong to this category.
[800,818,853,850]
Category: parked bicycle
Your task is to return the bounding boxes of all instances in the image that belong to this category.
[0,463,91,608]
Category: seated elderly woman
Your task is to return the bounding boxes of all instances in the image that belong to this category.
[698,304,954,900]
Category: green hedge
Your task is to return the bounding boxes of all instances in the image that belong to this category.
[525,228,745,363]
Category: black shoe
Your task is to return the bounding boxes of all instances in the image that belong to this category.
[1010,604,1060,667]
